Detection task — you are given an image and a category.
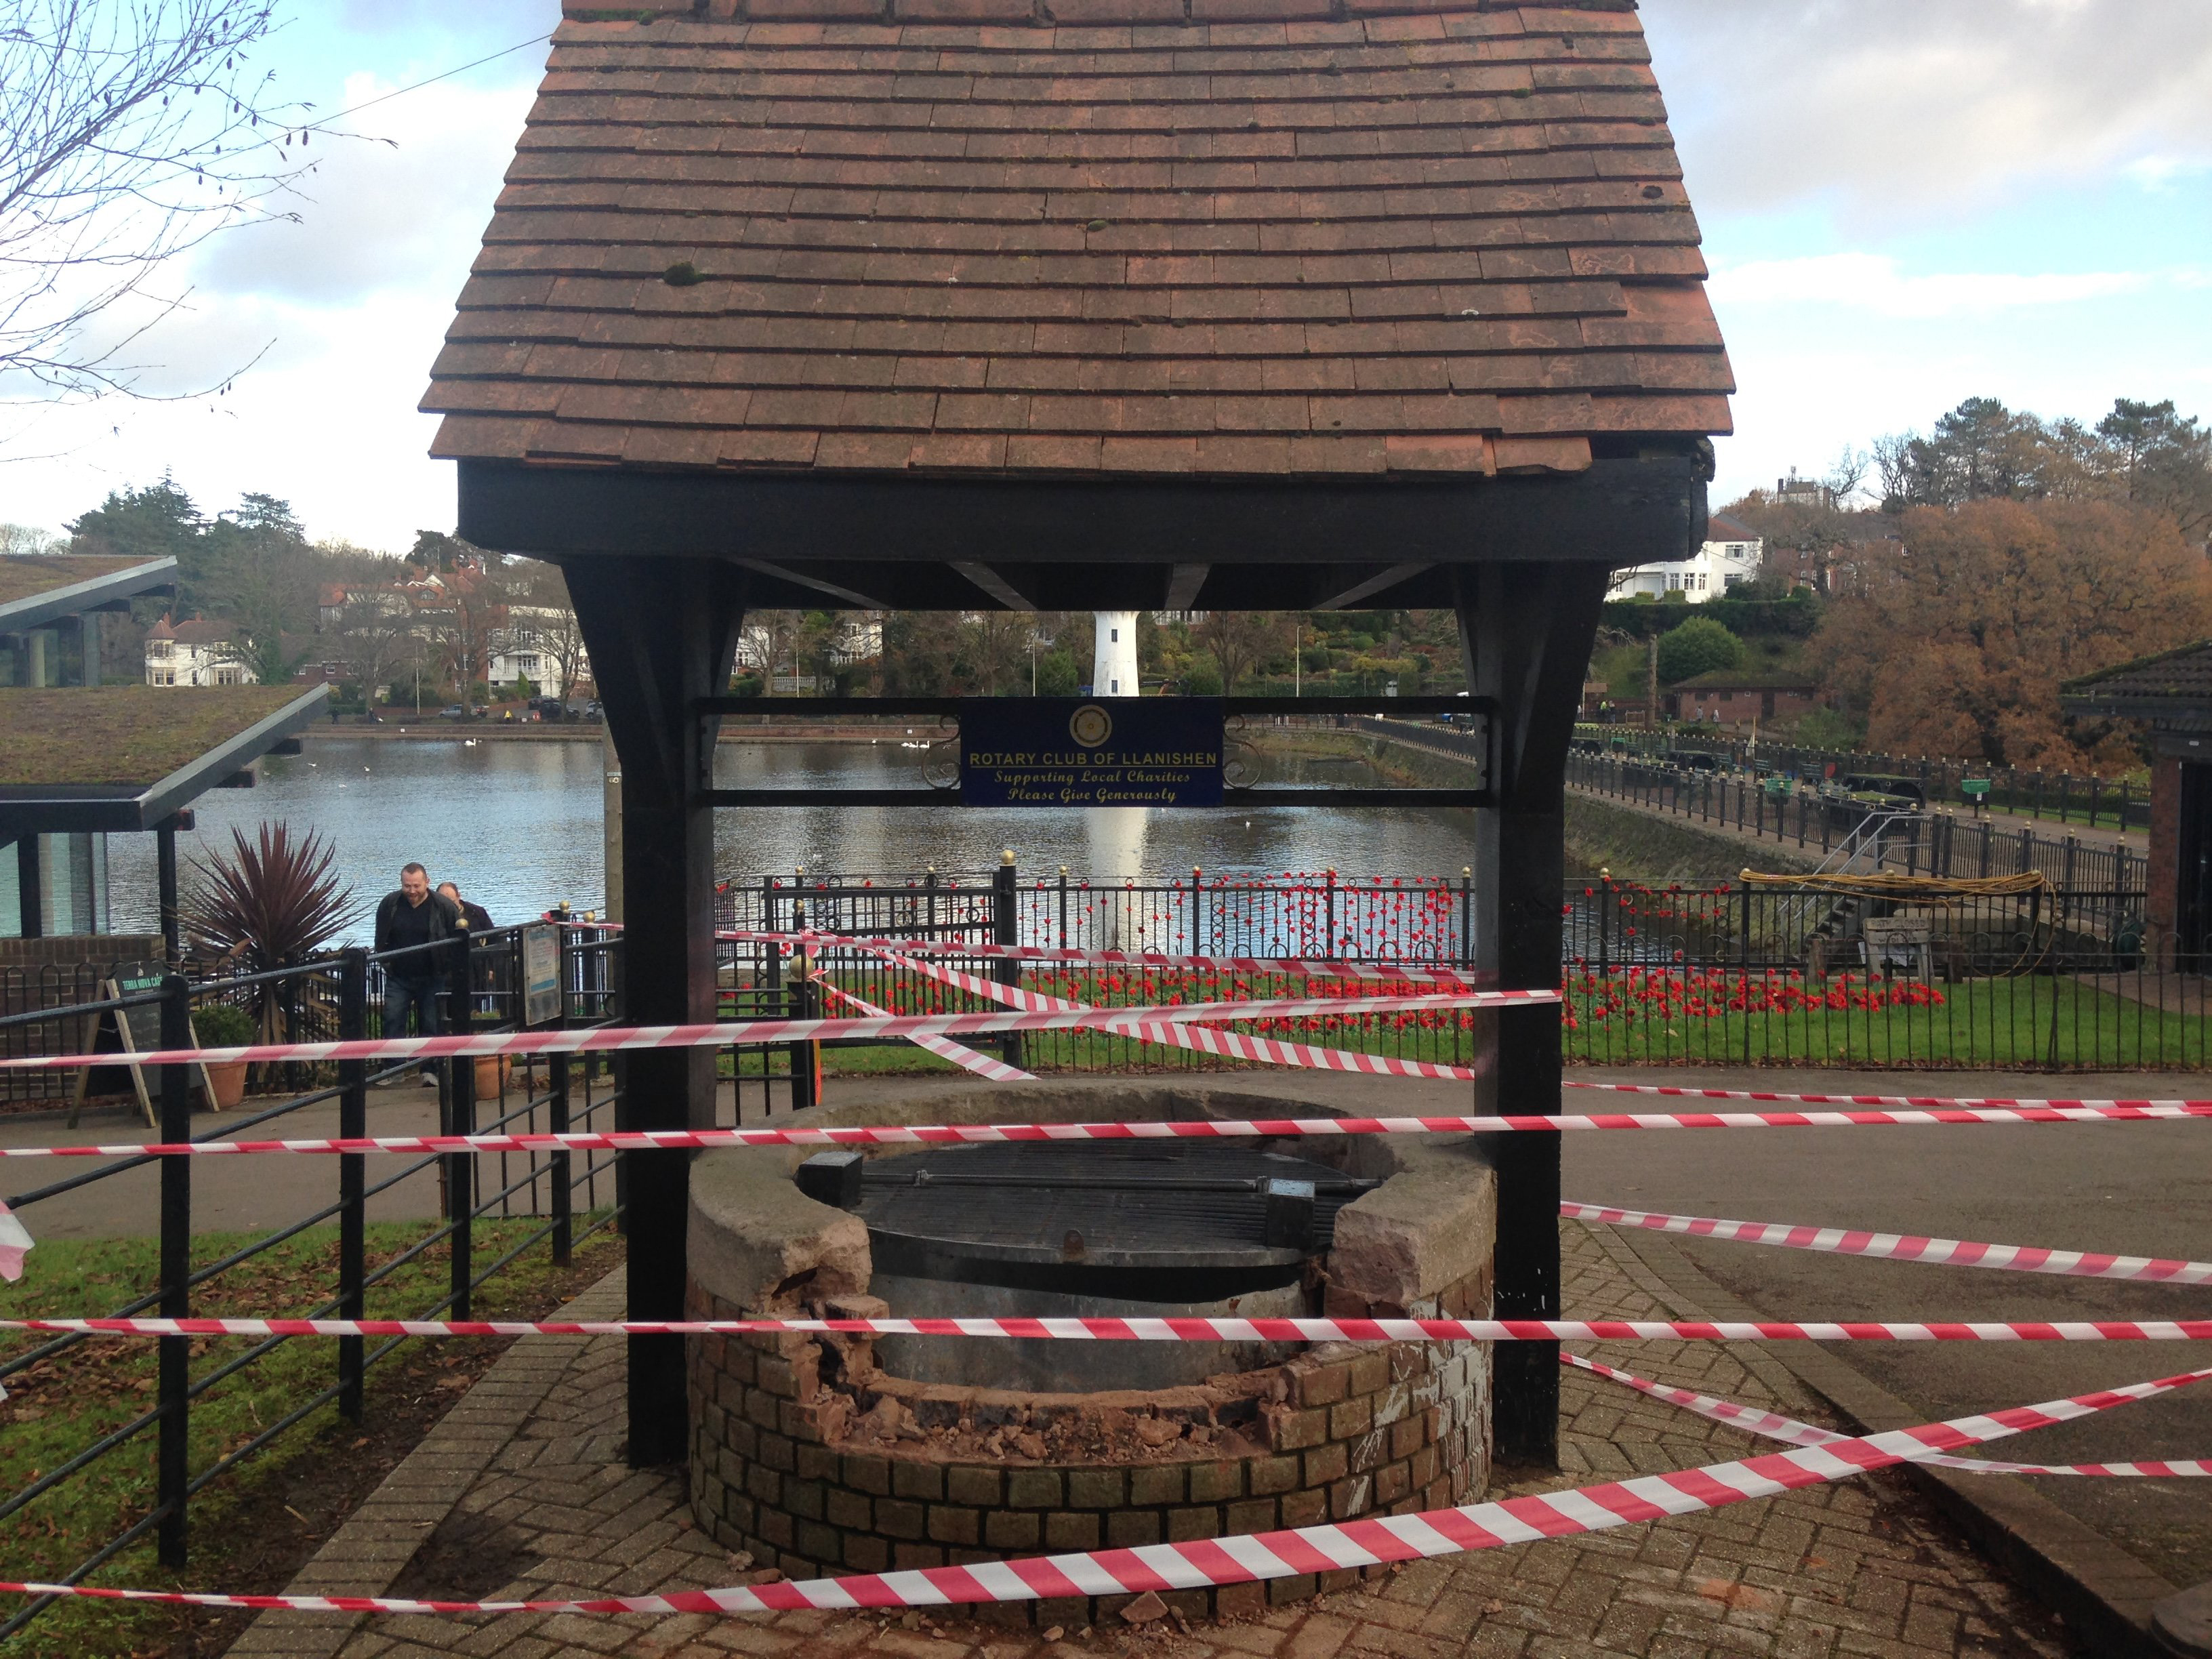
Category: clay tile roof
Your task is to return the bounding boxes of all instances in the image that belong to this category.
[2061,640,2212,725]
[424,0,1729,481]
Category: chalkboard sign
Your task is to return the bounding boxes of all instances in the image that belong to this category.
[68,964,216,1128]
[110,963,170,1059]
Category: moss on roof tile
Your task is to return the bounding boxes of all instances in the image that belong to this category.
[0,554,168,609]
[0,687,309,790]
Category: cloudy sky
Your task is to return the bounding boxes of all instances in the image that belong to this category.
[6,0,2210,549]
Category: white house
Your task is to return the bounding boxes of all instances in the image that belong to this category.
[1607,511,1763,603]
[487,605,590,697]
[143,617,249,686]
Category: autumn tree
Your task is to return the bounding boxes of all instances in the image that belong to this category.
[1195,611,1290,694]
[1806,499,2212,769]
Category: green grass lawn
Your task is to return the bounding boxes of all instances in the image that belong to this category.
[0,1218,619,1659]
[1561,974,2212,1069]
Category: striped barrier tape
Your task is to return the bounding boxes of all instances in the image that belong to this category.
[1568,1080,2212,1113]
[813,979,1034,1083]
[1563,1201,2212,1285]
[4,1312,2207,1344]
[0,988,1545,1074]
[0,1200,27,1282]
[2,1366,2203,1618]
[2,1101,2208,1162]
[1564,1353,2212,1478]
[870,945,1486,1082]
[721,928,1494,986]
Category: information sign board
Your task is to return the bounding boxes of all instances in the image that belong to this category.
[521,924,563,1027]
[959,698,1224,808]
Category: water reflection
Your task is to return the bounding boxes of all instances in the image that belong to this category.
[107,736,1482,945]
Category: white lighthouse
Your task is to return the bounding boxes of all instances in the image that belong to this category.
[1092,611,1139,697]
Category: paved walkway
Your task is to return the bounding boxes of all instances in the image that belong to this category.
[237,1222,2080,1659]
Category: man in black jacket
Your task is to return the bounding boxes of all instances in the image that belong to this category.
[373,863,460,1086]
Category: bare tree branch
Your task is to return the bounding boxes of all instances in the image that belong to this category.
[0,0,308,405]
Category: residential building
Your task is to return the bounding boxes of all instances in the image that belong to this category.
[1666,668,1818,729]
[1607,511,1763,603]
[144,616,250,687]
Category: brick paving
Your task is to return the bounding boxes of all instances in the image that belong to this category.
[239,1224,2081,1659]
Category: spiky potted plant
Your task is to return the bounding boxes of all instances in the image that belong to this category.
[184,823,361,1093]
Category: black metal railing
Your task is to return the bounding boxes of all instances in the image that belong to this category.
[1559,875,2201,1069]
[0,921,628,1643]
[1574,724,2151,834]
[1561,750,2150,895]
[725,861,2200,1076]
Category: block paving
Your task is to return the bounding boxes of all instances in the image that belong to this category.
[238,1223,2081,1659]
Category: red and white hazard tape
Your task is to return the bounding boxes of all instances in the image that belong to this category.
[3,1366,2203,1618]
[1562,1202,2212,1286]
[724,928,1492,987]
[1569,1080,2212,1114]
[1565,1353,2212,1478]
[5,1311,2207,1344]
[814,979,1033,1082]
[872,946,1486,1082]
[0,989,1542,1075]
[0,1200,28,1282]
[2,1101,2207,1163]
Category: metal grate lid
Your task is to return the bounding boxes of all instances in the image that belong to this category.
[848,1144,1373,1270]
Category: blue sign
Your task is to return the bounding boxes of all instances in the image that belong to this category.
[960,698,1225,807]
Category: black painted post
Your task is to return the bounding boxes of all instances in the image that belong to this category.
[157,823,181,962]
[789,970,819,1113]
[562,556,747,1468]
[446,928,476,1321]
[1459,561,1611,1471]
[337,949,368,1422]
[550,977,573,1267]
[157,975,192,1566]
[995,852,1021,1068]
[14,835,39,939]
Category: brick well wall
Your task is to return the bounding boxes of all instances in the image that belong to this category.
[684,1267,1491,1624]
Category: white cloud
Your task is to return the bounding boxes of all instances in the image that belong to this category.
[1645,0,2212,218]
[1708,253,2158,319]
[2,68,532,548]
[193,72,533,307]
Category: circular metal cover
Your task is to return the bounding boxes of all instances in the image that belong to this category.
[849,1143,1369,1270]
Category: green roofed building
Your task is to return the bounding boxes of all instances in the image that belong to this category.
[0,556,328,944]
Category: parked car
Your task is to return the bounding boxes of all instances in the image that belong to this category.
[437,704,469,720]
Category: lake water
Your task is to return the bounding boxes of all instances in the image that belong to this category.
[107,737,1488,945]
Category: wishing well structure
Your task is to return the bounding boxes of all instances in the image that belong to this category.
[425,0,1732,1471]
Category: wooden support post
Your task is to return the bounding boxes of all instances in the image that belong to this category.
[15,835,41,939]
[564,556,749,1468]
[1458,560,1611,1471]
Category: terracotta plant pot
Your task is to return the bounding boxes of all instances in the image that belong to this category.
[204,1061,248,1111]
[474,1055,512,1099]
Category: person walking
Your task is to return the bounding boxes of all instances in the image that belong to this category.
[438,882,497,1015]
[373,863,460,1086]
[436,882,493,933]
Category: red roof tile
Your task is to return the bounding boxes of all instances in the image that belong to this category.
[424,0,1729,480]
